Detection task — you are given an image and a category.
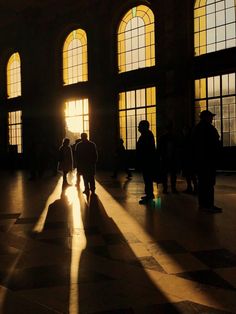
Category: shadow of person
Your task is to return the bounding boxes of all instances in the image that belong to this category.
[77,193,181,313]
[1,190,73,314]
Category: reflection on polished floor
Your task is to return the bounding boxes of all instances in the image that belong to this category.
[0,170,236,314]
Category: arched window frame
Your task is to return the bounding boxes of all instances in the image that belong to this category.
[194,0,236,56]
[63,29,88,85]
[7,52,21,98]
[117,5,155,73]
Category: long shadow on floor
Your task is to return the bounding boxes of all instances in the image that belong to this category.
[1,189,72,313]
[96,174,236,313]
[78,192,183,313]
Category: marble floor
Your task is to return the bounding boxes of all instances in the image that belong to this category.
[0,170,236,314]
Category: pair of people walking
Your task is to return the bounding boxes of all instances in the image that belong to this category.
[58,133,98,194]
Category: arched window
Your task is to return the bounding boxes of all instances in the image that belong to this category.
[63,29,88,85]
[194,0,236,56]
[7,52,21,98]
[117,5,155,73]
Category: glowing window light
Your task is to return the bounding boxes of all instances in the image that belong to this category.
[194,0,236,56]
[117,5,155,73]
[8,110,22,153]
[7,52,21,98]
[65,99,89,136]
[119,87,156,149]
[63,29,88,85]
[195,73,236,146]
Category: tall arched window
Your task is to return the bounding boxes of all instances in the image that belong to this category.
[63,29,88,85]
[7,52,21,98]
[117,5,155,73]
[194,0,236,56]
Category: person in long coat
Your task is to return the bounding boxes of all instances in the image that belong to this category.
[58,138,73,187]
[192,110,222,213]
[75,133,98,194]
[136,120,156,204]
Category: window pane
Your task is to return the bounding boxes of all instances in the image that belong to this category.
[118,5,155,73]
[63,29,88,85]
[194,0,236,56]
[8,111,22,153]
[119,87,156,149]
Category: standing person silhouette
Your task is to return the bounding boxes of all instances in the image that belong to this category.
[192,110,222,213]
[136,120,156,204]
[75,133,98,195]
[58,138,73,188]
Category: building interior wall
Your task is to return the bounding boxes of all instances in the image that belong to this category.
[0,0,236,169]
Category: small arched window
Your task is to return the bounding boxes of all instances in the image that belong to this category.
[7,52,21,98]
[117,5,155,73]
[63,29,88,85]
[194,0,236,56]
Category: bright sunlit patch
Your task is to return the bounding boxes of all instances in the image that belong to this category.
[65,99,89,136]
[95,181,217,305]
[33,177,62,233]
[65,174,86,314]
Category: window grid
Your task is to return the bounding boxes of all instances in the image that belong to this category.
[65,99,89,137]
[119,87,156,149]
[118,5,155,73]
[63,29,88,85]
[195,73,236,146]
[194,0,236,56]
[8,111,22,153]
[7,53,21,98]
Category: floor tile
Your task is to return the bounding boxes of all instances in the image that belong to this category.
[176,269,236,290]
[192,249,236,268]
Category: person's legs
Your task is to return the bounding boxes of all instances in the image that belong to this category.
[198,171,215,208]
[76,168,81,186]
[62,171,68,186]
[142,170,154,199]
[90,175,96,192]
[82,174,89,193]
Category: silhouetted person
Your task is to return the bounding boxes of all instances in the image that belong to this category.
[136,120,156,204]
[73,138,82,184]
[111,138,132,179]
[75,133,98,194]
[192,110,222,213]
[181,126,198,194]
[57,138,73,187]
[158,123,179,194]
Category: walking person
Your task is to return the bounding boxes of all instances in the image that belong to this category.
[136,120,156,204]
[75,133,98,195]
[192,110,222,213]
[58,138,73,188]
